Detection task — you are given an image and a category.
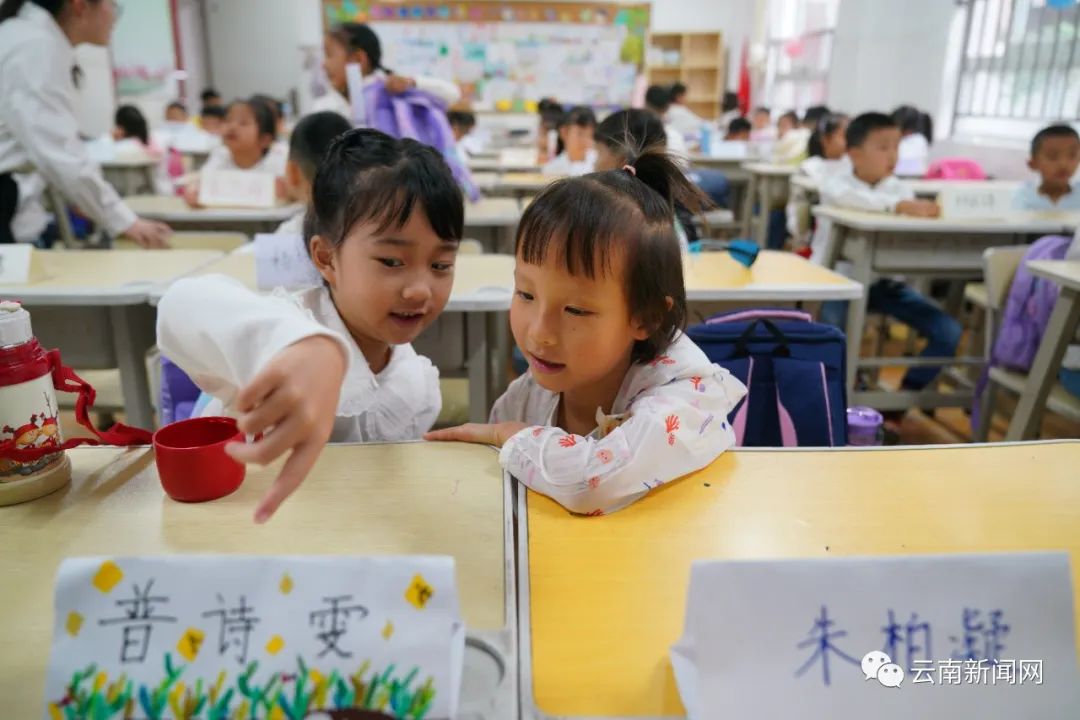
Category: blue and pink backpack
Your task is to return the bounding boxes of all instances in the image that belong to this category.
[687,309,848,447]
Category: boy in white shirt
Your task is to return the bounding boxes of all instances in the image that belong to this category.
[666,82,706,140]
[1012,124,1080,211]
[276,111,353,235]
[820,112,961,395]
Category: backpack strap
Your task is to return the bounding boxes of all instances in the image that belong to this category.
[707,309,814,325]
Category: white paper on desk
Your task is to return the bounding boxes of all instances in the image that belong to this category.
[671,553,1080,720]
[498,147,538,167]
[938,186,1016,219]
[198,169,277,208]
[44,556,465,719]
[254,233,323,290]
[0,244,42,284]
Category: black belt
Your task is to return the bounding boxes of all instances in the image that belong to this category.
[0,172,17,245]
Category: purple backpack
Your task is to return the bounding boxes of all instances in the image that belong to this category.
[972,235,1072,427]
[989,235,1072,371]
[361,82,481,202]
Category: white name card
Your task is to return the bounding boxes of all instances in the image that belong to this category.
[499,147,539,167]
[937,186,1015,219]
[0,244,44,285]
[671,553,1079,719]
[46,556,464,718]
[198,169,277,209]
[254,233,324,290]
[346,63,367,127]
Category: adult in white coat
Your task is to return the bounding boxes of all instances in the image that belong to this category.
[0,0,170,246]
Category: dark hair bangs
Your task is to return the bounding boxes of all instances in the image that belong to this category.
[342,169,464,241]
[517,177,647,279]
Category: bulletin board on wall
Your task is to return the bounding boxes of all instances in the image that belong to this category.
[322,1,650,111]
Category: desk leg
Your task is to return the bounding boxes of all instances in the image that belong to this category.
[467,312,491,423]
[740,174,757,239]
[489,311,510,404]
[845,230,872,399]
[110,305,157,430]
[754,176,771,248]
[1004,288,1080,441]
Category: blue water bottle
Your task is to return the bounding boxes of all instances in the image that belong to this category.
[700,123,713,155]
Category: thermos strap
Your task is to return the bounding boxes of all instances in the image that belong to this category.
[0,349,152,462]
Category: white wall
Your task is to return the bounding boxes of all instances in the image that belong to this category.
[827,0,960,124]
[203,0,320,103]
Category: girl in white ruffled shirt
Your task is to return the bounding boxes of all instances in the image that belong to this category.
[427,147,747,515]
[158,129,464,522]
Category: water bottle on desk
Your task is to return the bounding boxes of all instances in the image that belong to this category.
[700,123,713,156]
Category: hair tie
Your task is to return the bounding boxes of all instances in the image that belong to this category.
[622,164,637,177]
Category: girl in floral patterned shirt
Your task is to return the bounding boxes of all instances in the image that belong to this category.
[427,144,746,515]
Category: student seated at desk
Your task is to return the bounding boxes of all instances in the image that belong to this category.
[159,129,462,523]
[314,22,461,120]
[427,148,746,516]
[725,117,751,141]
[593,108,697,251]
[165,101,188,124]
[773,109,813,165]
[536,98,564,163]
[788,112,849,250]
[666,82,706,141]
[820,111,961,395]
[542,106,597,177]
[113,105,177,194]
[644,85,689,160]
[200,105,225,136]
[892,105,933,177]
[1013,124,1080,211]
[276,111,353,235]
[183,98,287,205]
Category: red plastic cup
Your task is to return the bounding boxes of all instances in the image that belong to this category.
[152,416,246,502]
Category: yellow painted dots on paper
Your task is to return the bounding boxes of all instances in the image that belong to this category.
[279,573,293,595]
[65,611,84,637]
[265,634,284,656]
[92,561,123,593]
[48,704,62,720]
[382,621,394,640]
[176,627,205,662]
[404,574,434,610]
[268,706,286,720]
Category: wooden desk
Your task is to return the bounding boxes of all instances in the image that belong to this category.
[467,158,542,173]
[0,442,516,719]
[126,195,303,235]
[814,206,1080,409]
[741,162,797,246]
[683,249,862,302]
[464,196,524,253]
[100,156,158,197]
[791,175,1020,200]
[149,251,516,423]
[1007,260,1080,439]
[0,249,223,428]
[492,172,558,197]
[519,441,1080,719]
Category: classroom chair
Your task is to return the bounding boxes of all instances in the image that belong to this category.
[974,246,1080,440]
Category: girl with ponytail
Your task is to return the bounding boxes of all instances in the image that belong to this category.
[427,144,747,516]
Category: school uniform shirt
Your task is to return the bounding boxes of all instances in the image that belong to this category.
[11,172,48,243]
[0,2,136,235]
[200,145,288,177]
[275,209,306,236]
[665,104,705,142]
[786,155,851,242]
[541,149,597,177]
[1011,181,1080,211]
[490,332,746,515]
[813,169,915,264]
[773,127,813,165]
[157,275,442,442]
[663,123,691,169]
[308,70,462,120]
[895,133,930,177]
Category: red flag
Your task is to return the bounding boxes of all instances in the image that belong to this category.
[737,40,751,114]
